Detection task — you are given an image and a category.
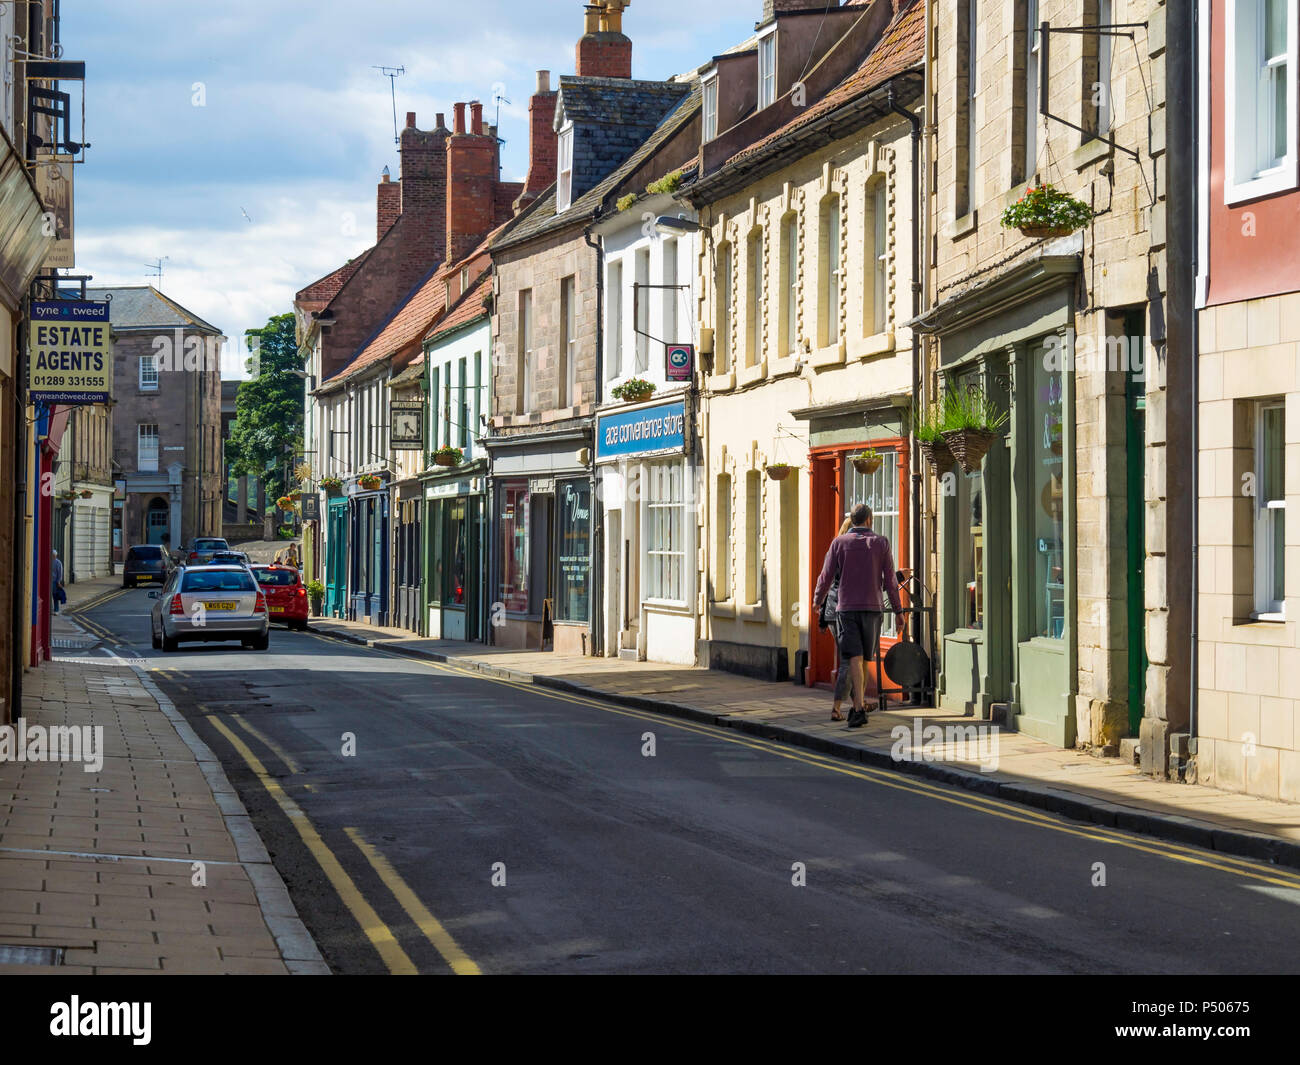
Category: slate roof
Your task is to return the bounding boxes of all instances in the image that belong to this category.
[725,0,924,170]
[84,286,223,334]
[493,83,701,252]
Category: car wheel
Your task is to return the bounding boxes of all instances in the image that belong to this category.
[162,633,178,653]
[291,619,308,631]
[254,633,269,651]
[151,622,161,650]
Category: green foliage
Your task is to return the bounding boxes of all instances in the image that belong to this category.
[611,377,656,401]
[616,193,638,212]
[319,476,342,492]
[224,312,304,503]
[306,579,325,598]
[275,525,297,540]
[999,183,1093,232]
[911,401,945,443]
[939,385,1009,433]
[646,169,685,197]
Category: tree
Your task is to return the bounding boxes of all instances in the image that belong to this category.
[224,312,304,508]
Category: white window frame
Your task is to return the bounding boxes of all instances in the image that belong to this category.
[634,247,650,373]
[758,28,778,111]
[137,424,159,472]
[1226,0,1298,204]
[702,72,719,143]
[139,353,159,391]
[1096,0,1113,135]
[557,123,575,212]
[1254,400,1287,619]
[518,289,533,415]
[643,460,690,606]
[871,181,888,335]
[560,275,577,408]
[662,237,678,345]
[607,259,623,381]
[1026,0,1040,168]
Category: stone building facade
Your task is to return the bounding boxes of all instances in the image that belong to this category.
[922,0,1186,759]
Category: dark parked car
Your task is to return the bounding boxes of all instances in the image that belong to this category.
[123,544,173,588]
[206,551,252,567]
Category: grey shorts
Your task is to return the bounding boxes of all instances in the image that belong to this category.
[837,609,883,661]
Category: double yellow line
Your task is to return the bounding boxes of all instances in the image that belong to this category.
[210,713,480,975]
[314,633,1300,893]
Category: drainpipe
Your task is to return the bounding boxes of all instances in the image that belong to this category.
[889,83,925,609]
[12,299,27,722]
[1185,1,1201,747]
[584,212,605,658]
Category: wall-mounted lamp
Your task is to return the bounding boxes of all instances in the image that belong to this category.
[654,215,702,235]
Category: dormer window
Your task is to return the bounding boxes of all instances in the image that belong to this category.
[758,30,777,110]
[557,124,575,212]
[702,73,718,143]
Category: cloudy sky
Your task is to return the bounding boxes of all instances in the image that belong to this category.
[61,0,760,377]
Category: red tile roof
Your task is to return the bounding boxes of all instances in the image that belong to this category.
[727,0,924,167]
[295,248,373,311]
[425,271,491,345]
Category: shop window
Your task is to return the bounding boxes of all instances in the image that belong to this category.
[557,481,592,621]
[818,195,841,348]
[848,447,901,638]
[1032,358,1065,638]
[498,481,530,613]
[778,212,799,357]
[1226,0,1298,203]
[716,472,732,600]
[745,469,762,604]
[1255,401,1286,617]
[645,462,687,604]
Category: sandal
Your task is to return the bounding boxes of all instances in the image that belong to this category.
[831,707,845,722]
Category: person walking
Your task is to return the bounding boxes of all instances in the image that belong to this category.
[285,542,301,571]
[813,503,904,728]
[818,514,853,721]
[51,549,65,615]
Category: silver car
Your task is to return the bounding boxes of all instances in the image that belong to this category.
[149,565,270,651]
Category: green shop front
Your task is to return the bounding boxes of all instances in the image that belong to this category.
[421,463,486,643]
[925,253,1080,747]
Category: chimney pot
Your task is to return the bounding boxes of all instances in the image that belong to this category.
[453,102,467,134]
[470,101,484,136]
[435,112,446,129]
[537,70,551,94]
[405,111,416,129]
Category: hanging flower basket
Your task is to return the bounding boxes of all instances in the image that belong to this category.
[611,377,656,403]
[275,496,296,512]
[765,463,794,481]
[288,491,301,501]
[851,450,884,476]
[319,477,343,496]
[78,489,94,498]
[999,183,1093,239]
[918,437,957,476]
[940,429,1002,475]
[358,475,384,491]
[434,446,464,468]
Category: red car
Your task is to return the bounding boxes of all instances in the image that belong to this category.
[249,564,309,630]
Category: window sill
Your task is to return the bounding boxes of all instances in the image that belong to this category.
[737,600,768,623]
[770,354,800,378]
[1070,137,1112,171]
[811,340,846,369]
[855,330,895,361]
[944,210,977,239]
[1225,166,1298,207]
[710,599,736,618]
[643,598,691,613]
[1248,612,1286,624]
[707,370,735,393]
[736,359,767,387]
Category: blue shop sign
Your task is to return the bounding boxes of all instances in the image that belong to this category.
[596,398,686,462]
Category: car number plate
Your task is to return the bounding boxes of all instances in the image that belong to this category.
[204,601,237,611]
[269,606,284,613]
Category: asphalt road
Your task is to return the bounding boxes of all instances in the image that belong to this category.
[73,586,1300,975]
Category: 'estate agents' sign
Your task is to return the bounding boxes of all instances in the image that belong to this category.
[595,398,686,462]
[28,299,112,404]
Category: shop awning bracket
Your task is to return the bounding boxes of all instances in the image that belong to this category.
[631,283,690,347]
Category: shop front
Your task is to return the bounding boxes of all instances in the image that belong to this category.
[928,262,1078,747]
[485,428,594,655]
[595,394,696,664]
[348,480,389,625]
[393,482,424,634]
[799,400,911,696]
[422,471,486,643]
[325,495,348,618]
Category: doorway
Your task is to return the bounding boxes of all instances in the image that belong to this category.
[146,499,169,545]
[443,497,469,640]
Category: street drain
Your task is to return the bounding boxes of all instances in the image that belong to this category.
[0,944,64,966]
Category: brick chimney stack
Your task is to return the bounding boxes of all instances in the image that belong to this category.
[515,70,558,213]
[398,112,450,268]
[376,167,401,242]
[576,1,633,79]
[762,0,837,22]
[445,100,500,265]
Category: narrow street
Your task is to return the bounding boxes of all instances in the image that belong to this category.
[72,589,1300,976]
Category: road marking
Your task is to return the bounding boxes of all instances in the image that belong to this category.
[232,713,303,774]
[207,716,418,975]
[313,634,1300,892]
[343,827,481,976]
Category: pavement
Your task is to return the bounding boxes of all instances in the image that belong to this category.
[0,617,329,974]
[308,615,1300,870]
